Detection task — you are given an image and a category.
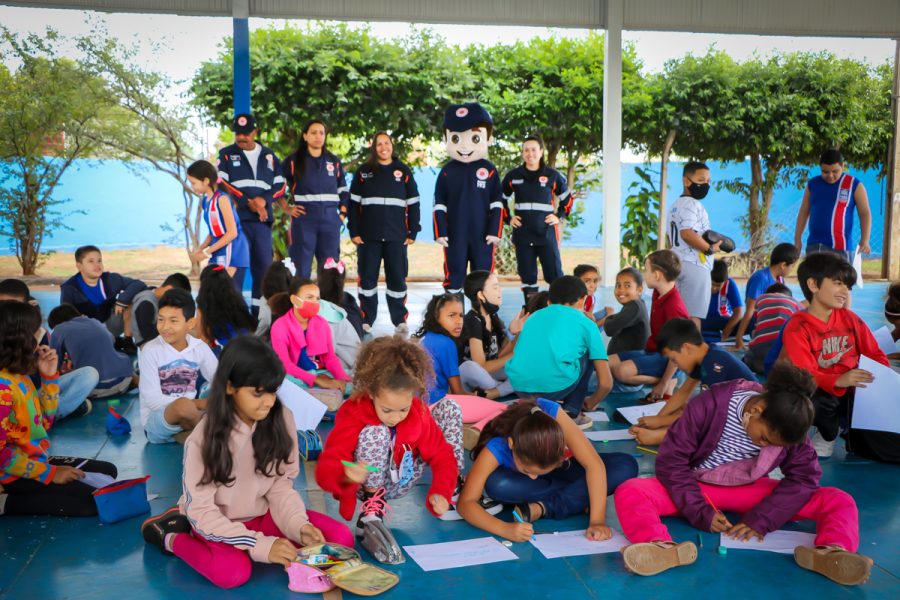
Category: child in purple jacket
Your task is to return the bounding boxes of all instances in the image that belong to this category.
[614,363,873,587]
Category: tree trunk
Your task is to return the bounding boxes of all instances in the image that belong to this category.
[657,129,677,249]
[748,153,764,260]
[546,143,560,169]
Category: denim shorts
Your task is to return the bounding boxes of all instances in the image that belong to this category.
[616,350,669,378]
[144,406,183,444]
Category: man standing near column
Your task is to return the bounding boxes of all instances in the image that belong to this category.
[216,114,285,309]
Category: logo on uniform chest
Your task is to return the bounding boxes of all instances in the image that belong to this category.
[326,161,335,175]
[394,169,403,182]
[476,167,489,189]
[837,188,851,204]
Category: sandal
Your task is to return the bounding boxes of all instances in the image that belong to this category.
[640,393,671,405]
[794,546,873,586]
[622,541,697,576]
[513,502,544,523]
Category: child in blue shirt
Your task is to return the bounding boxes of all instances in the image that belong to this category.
[700,259,743,343]
[735,243,800,348]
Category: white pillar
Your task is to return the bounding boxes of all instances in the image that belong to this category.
[602,0,623,286]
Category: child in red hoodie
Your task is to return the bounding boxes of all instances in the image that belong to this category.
[782,252,888,458]
[316,336,464,549]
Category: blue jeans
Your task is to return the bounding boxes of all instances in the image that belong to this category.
[806,243,851,262]
[529,355,593,417]
[484,453,638,519]
[57,367,100,418]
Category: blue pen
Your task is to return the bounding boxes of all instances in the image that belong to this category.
[512,509,536,542]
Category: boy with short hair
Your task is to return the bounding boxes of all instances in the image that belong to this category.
[59,245,148,343]
[782,253,888,457]
[735,243,800,348]
[138,289,217,444]
[603,267,650,355]
[700,259,743,343]
[629,318,756,445]
[130,273,192,348]
[47,304,135,398]
[609,250,690,401]
[743,283,802,374]
[506,275,613,429]
[574,264,605,321]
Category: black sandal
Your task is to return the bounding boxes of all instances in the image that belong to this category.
[513,502,545,523]
[472,388,488,398]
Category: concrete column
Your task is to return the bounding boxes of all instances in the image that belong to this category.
[233,0,251,114]
[602,0,623,286]
[884,38,900,280]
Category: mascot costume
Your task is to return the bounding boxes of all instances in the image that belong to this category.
[433,103,504,294]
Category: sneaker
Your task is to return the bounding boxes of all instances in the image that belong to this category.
[811,429,836,458]
[794,546,873,586]
[480,495,503,516]
[573,412,593,430]
[356,487,391,537]
[622,541,698,576]
[68,399,92,419]
[394,323,409,336]
[142,507,192,555]
[440,478,466,521]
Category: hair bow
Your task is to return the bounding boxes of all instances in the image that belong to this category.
[323,257,345,274]
[213,265,226,272]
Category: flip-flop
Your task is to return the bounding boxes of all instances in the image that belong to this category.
[794,546,873,586]
[640,393,671,405]
[622,541,698,576]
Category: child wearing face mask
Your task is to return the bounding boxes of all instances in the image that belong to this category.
[614,363,873,587]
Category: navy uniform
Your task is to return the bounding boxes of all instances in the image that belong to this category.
[501,164,573,301]
[348,160,421,327]
[283,149,350,279]
[215,114,285,304]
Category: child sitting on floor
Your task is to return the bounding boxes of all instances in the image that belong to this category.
[615,363,874,587]
[574,264,606,321]
[700,259,743,343]
[884,281,900,359]
[139,289,218,444]
[629,318,756,446]
[48,304,135,399]
[743,283,802,374]
[506,276,613,428]
[0,301,118,517]
[141,336,352,589]
[603,267,650,355]
[735,243,800,349]
[609,250,689,402]
[459,400,637,541]
[195,265,257,356]
[318,258,365,338]
[131,273,192,348]
[255,261,292,336]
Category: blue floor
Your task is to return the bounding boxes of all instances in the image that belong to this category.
[3,282,899,599]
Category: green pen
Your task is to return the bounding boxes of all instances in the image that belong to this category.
[341,460,380,473]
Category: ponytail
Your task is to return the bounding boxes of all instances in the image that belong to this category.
[472,401,565,468]
[757,362,816,445]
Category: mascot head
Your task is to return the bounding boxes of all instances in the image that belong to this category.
[443,103,493,164]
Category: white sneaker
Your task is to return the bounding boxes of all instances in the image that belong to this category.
[573,412,593,430]
[811,430,836,458]
[394,323,409,336]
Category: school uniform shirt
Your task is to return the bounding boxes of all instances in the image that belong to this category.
[603,298,650,355]
[433,159,503,241]
[348,160,421,242]
[646,287,691,353]
[60,272,148,324]
[315,393,458,520]
[748,293,802,353]
[701,278,743,340]
[485,398,560,468]
[462,310,507,362]
[668,194,713,271]
[202,190,250,268]
[506,304,608,394]
[501,165,572,246]
[782,309,888,396]
[689,346,755,386]
[179,408,310,564]
[0,371,60,484]
[805,174,860,251]
[420,331,460,404]
[283,150,350,213]
[137,334,218,427]
[745,268,783,305]
[49,316,133,385]
[216,142,286,223]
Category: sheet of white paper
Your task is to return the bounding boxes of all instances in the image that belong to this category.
[851,356,900,434]
[530,529,629,559]
[277,378,328,431]
[872,326,898,358]
[616,401,667,425]
[716,340,738,348]
[584,410,610,422]
[81,472,116,489]
[403,537,518,572]
[720,530,816,554]
[585,429,635,442]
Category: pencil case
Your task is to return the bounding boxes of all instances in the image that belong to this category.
[288,543,399,596]
[105,406,132,436]
[92,475,151,524]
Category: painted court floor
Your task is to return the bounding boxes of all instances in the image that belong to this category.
[2,283,899,599]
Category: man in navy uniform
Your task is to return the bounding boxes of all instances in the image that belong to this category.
[216,114,285,308]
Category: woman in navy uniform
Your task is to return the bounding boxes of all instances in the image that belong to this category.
[501,136,574,304]
[348,131,421,334]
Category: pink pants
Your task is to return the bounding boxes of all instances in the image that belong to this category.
[172,510,353,589]
[614,477,859,552]
[446,394,508,431]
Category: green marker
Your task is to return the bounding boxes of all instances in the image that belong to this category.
[341,460,380,473]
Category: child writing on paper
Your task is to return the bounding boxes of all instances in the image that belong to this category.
[141,336,352,589]
[458,400,637,542]
[0,301,118,517]
[614,363,874,586]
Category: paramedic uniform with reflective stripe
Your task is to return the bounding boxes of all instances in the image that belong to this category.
[202,190,250,291]
[283,150,350,279]
[348,160,421,327]
[805,174,860,256]
[501,165,572,299]
[216,143,285,301]
[433,159,503,293]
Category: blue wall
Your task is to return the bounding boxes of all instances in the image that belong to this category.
[1,158,887,255]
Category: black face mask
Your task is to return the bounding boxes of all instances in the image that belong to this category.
[480,299,501,316]
[688,182,710,200]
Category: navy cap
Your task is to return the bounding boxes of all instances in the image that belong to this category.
[232,113,257,134]
[443,103,493,131]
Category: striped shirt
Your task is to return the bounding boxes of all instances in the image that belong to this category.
[695,389,761,470]
[748,293,802,350]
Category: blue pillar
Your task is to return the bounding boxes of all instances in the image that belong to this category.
[233,17,251,114]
